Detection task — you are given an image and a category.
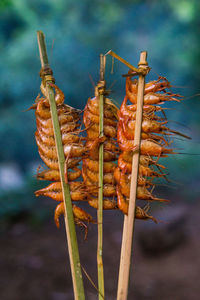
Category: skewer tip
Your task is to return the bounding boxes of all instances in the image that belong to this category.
[138,51,148,66]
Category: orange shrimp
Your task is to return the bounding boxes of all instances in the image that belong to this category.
[88,184,116,197]
[86,136,118,156]
[119,151,165,169]
[119,176,168,202]
[86,139,117,161]
[36,118,79,136]
[126,76,181,104]
[84,109,117,127]
[119,96,165,120]
[118,126,174,156]
[36,133,85,160]
[86,97,118,118]
[38,148,81,170]
[88,198,117,209]
[117,186,161,222]
[86,129,99,140]
[35,132,57,160]
[63,144,86,158]
[36,131,55,146]
[86,168,114,184]
[37,169,60,181]
[135,205,158,223]
[62,132,82,144]
[127,90,181,105]
[122,119,168,134]
[54,197,94,240]
[40,82,65,106]
[118,158,165,177]
[38,167,82,182]
[72,204,95,223]
[35,98,51,119]
[36,101,79,120]
[137,186,169,202]
[54,202,65,228]
[83,159,116,173]
[121,120,169,146]
[126,76,171,95]
[116,185,129,214]
[114,167,151,187]
[86,123,117,139]
[36,110,79,127]
[35,181,88,202]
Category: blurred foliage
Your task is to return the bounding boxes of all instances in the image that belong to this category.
[0,0,199,218]
[0,175,51,229]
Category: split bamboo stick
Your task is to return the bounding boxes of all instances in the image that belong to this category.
[117,51,148,300]
[97,54,106,300]
[37,31,85,300]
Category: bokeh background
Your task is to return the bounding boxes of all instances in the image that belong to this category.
[0,0,200,299]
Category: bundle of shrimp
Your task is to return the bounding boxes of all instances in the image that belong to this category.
[82,83,119,210]
[32,82,95,229]
[115,74,185,222]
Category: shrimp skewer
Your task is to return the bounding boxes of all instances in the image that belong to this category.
[115,74,184,221]
[82,91,119,209]
[34,83,95,233]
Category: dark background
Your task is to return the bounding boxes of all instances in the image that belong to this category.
[0,0,200,299]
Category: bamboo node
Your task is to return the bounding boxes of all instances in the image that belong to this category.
[95,81,106,96]
[40,66,55,85]
[138,66,150,76]
[138,51,150,74]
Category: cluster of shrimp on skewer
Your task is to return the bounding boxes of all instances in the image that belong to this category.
[32,73,187,234]
[115,74,185,222]
[32,83,96,230]
[82,84,119,210]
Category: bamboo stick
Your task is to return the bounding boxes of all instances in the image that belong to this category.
[117,51,148,300]
[97,54,105,300]
[105,50,148,75]
[37,31,85,300]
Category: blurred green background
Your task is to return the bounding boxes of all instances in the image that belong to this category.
[0,1,200,299]
[0,0,199,222]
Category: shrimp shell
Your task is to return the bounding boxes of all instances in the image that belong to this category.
[86,97,118,118]
[117,126,173,156]
[88,198,117,209]
[86,168,115,184]
[116,186,159,222]
[84,109,117,127]
[37,168,82,182]
[87,124,117,139]
[35,181,88,202]
[119,96,164,119]
[83,159,116,173]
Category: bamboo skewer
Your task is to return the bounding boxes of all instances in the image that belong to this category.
[97,54,106,300]
[37,31,85,300]
[105,50,149,75]
[117,51,149,300]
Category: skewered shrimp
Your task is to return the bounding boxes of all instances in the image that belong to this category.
[34,83,94,231]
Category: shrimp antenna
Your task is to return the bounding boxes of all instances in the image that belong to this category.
[50,39,55,62]
[108,79,117,91]
[169,129,191,140]
[176,152,200,156]
[182,93,200,101]
[167,120,191,131]
[170,84,194,89]
[88,73,95,89]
